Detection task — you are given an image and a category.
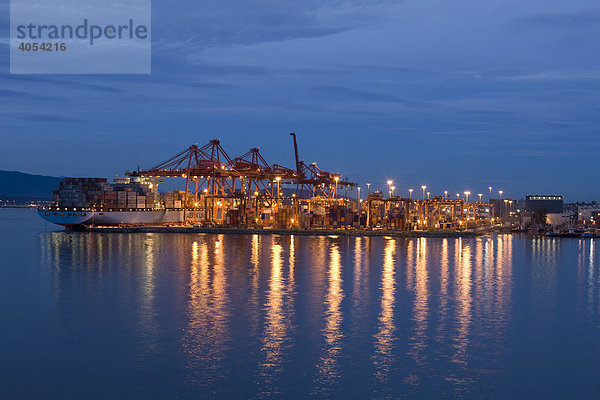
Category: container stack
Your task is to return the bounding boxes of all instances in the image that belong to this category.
[127,192,137,208]
[53,177,157,209]
[226,209,242,227]
[117,191,127,208]
[387,207,405,230]
[273,208,292,229]
[101,191,117,208]
[163,192,174,209]
[159,191,188,209]
[53,178,112,208]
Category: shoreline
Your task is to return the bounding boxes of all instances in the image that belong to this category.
[83,225,496,238]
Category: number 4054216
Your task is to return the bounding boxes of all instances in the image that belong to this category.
[18,42,66,52]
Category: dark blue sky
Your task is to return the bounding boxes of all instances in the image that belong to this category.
[1,0,600,200]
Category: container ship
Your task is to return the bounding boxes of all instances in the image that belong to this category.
[39,176,187,228]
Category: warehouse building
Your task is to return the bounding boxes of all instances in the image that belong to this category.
[525,195,564,214]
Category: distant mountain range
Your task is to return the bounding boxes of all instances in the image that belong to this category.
[0,170,61,201]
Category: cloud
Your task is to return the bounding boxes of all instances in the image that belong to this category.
[182,81,233,89]
[184,62,269,76]
[3,113,82,123]
[153,0,400,48]
[293,67,350,76]
[495,70,600,82]
[311,85,433,107]
[0,89,64,101]
[541,120,579,128]
[0,75,125,93]
[0,123,30,130]
[517,10,600,28]
[354,65,436,75]
[312,84,401,102]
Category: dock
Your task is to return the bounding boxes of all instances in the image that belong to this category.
[84,225,487,238]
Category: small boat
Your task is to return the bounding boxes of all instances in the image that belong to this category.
[582,229,600,238]
[560,232,582,238]
[546,229,583,238]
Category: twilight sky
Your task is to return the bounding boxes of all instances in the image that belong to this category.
[1,0,600,200]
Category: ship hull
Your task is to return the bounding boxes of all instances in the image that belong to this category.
[39,209,94,226]
[90,210,184,225]
[39,208,185,227]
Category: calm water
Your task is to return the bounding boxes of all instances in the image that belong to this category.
[2,208,600,399]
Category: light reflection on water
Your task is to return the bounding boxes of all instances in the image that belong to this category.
[28,230,600,398]
[312,242,344,396]
[373,238,396,394]
[257,237,295,396]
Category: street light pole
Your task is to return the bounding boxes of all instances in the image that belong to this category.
[409,188,413,199]
[387,180,393,198]
[427,191,430,199]
[366,182,371,195]
[478,193,483,203]
[444,190,448,199]
[489,186,492,201]
[421,185,427,200]
[499,190,503,199]
[275,176,281,199]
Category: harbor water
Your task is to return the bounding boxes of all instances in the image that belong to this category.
[1,208,600,398]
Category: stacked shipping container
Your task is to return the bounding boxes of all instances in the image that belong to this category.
[54,178,157,209]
